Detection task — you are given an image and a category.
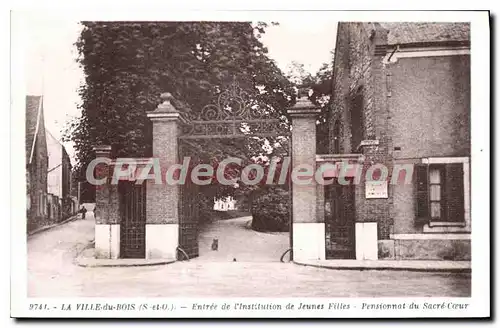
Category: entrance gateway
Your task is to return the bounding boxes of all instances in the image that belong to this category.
[92,85,361,262]
[176,83,291,260]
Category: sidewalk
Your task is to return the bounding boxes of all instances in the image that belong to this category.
[75,248,175,267]
[28,213,82,237]
[295,259,471,273]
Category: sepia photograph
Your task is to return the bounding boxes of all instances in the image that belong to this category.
[11,9,490,318]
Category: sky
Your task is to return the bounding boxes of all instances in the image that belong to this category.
[262,20,337,74]
[23,17,337,164]
[23,14,83,164]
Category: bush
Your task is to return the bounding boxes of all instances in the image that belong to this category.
[251,187,290,232]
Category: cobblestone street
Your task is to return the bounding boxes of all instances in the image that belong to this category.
[27,214,471,298]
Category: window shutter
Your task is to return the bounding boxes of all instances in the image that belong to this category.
[415,164,429,223]
[444,163,465,222]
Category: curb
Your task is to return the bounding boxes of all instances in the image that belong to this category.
[76,259,176,268]
[293,261,471,273]
[75,248,176,268]
[27,214,81,238]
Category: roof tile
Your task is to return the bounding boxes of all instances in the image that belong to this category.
[378,22,470,45]
[26,95,42,163]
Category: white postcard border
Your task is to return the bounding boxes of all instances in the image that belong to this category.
[10,9,490,318]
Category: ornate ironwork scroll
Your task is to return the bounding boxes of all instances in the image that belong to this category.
[179,83,289,139]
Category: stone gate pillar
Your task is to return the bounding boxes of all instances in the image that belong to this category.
[288,97,325,261]
[93,145,120,259]
[145,93,180,260]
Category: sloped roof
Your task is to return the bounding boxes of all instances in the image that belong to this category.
[378,22,470,45]
[46,129,62,171]
[46,128,72,169]
[26,95,43,163]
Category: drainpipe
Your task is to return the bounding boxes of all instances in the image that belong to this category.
[387,45,400,62]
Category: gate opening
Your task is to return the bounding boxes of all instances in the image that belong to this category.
[325,178,356,259]
[176,83,292,262]
[119,180,146,259]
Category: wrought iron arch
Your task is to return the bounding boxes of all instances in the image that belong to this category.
[179,82,290,139]
[175,82,293,261]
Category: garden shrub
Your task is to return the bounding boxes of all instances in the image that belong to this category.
[251,187,290,232]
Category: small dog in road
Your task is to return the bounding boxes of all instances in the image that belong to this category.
[211,238,218,251]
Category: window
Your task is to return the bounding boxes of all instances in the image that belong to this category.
[429,166,444,220]
[350,87,364,153]
[38,192,43,216]
[415,162,466,224]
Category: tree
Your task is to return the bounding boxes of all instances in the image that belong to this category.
[284,53,334,153]
[64,21,296,206]
[310,57,334,154]
[285,61,315,90]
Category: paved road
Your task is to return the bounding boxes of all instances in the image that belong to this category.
[27,212,95,297]
[27,214,471,297]
[197,216,289,262]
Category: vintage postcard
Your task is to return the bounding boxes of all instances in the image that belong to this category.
[10,9,490,319]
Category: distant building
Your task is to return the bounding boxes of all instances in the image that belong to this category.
[325,22,470,260]
[26,95,77,232]
[26,95,49,232]
[213,196,236,211]
[46,129,74,221]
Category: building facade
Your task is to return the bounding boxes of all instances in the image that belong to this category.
[325,22,471,260]
[213,196,236,211]
[26,95,77,233]
[46,130,74,221]
[26,95,49,232]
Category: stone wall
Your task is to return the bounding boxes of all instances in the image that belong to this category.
[378,239,471,260]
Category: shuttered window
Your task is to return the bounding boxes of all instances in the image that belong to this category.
[443,163,465,222]
[415,164,429,221]
[415,163,465,223]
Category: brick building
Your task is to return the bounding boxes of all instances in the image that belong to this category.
[325,22,470,260]
[26,95,49,232]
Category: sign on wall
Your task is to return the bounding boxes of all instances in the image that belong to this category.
[365,181,388,199]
